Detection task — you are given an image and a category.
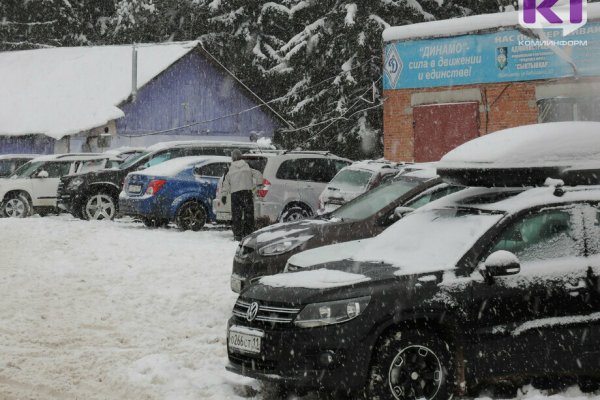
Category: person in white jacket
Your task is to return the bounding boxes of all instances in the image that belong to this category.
[221,150,262,241]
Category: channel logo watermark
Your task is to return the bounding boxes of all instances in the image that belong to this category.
[519,0,588,36]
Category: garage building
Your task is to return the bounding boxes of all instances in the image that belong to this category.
[382,4,600,162]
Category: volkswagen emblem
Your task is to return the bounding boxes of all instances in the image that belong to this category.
[246,302,259,322]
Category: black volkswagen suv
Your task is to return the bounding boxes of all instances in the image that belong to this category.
[58,141,266,220]
[226,185,600,398]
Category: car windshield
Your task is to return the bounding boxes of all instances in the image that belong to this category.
[119,151,150,170]
[330,178,421,221]
[9,161,44,178]
[328,168,374,191]
[352,207,504,273]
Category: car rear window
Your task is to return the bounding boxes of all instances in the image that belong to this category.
[329,169,374,191]
[276,158,345,183]
[242,156,268,173]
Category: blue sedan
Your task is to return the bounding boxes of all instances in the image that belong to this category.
[119,156,231,230]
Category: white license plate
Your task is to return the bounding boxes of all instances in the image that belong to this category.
[228,326,263,354]
[128,184,142,193]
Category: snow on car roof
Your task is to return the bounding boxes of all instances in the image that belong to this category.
[31,153,108,162]
[0,154,39,160]
[475,185,600,213]
[439,122,600,170]
[135,156,230,177]
[345,160,400,173]
[0,42,198,139]
[383,2,600,41]
[401,168,438,180]
[417,184,600,214]
[145,140,268,152]
[103,147,146,155]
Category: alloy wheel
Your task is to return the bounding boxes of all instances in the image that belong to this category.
[4,197,29,218]
[176,202,206,231]
[388,345,443,400]
[85,194,116,220]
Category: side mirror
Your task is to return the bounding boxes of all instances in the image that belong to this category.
[36,170,49,178]
[480,250,521,281]
[394,206,414,219]
[380,206,413,226]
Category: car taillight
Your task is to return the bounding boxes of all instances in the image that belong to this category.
[257,178,270,198]
[146,179,167,196]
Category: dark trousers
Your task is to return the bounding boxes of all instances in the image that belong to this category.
[231,190,254,240]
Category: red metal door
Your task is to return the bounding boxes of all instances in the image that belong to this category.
[413,102,480,162]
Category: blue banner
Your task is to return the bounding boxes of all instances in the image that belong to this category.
[383,22,600,89]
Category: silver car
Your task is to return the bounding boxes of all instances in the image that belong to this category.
[214,151,351,224]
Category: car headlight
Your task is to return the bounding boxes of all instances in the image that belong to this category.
[294,296,370,328]
[68,177,84,189]
[258,236,313,256]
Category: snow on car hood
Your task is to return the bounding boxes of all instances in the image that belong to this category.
[439,121,600,169]
[251,218,332,245]
[351,208,503,273]
[259,268,370,289]
[287,239,372,269]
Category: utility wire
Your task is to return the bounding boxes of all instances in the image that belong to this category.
[120,43,378,137]
[198,42,295,129]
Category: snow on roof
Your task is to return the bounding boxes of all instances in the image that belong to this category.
[439,122,600,169]
[0,41,198,139]
[383,2,600,41]
[135,155,230,177]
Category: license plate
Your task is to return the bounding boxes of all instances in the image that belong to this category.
[228,326,263,354]
[128,184,142,193]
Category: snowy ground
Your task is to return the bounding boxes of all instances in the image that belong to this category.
[0,215,598,400]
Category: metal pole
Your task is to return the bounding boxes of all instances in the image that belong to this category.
[131,43,138,101]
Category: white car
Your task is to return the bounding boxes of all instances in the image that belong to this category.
[213,151,351,225]
[317,160,402,214]
[0,153,118,218]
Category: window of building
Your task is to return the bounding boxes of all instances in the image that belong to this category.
[538,96,600,123]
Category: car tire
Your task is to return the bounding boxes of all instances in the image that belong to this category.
[82,193,117,221]
[280,205,312,222]
[366,329,454,400]
[2,193,31,218]
[175,201,207,231]
[579,377,600,393]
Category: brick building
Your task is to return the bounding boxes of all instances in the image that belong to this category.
[382,4,600,162]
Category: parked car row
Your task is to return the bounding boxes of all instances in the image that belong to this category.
[225,122,600,399]
[0,142,359,231]
[0,152,132,218]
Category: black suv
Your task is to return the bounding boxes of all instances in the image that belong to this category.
[57,141,267,220]
[231,171,462,292]
[226,185,600,398]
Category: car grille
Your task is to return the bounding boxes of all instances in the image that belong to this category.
[232,299,301,324]
[56,180,68,202]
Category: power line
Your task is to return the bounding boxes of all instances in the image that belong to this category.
[120,44,380,138]
[198,42,295,129]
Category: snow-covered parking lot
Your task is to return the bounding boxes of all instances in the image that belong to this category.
[0,215,599,400]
